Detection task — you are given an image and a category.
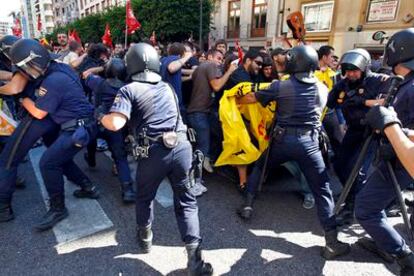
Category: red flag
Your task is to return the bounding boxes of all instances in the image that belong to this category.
[11,17,22,37]
[37,14,42,31]
[149,31,156,46]
[235,39,243,65]
[102,24,113,48]
[126,0,141,35]
[69,29,81,44]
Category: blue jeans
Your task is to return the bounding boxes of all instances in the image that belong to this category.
[246,131,337,231]
[355,162,411,255]
[187,112,210,158]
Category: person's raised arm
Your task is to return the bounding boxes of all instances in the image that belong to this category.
[0,72,28,95]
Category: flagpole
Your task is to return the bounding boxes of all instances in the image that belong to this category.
[125,4,128,49]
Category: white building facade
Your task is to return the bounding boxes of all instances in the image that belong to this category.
[77,0,125,18]
[53,0,80,27]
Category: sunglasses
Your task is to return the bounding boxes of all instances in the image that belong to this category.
[254,60,263,67]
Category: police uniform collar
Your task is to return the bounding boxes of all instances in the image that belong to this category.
[106,78,125,89]
[293,72,317,84]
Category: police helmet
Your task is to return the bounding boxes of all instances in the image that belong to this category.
[383,28,414,71]
[285,45,319,83]
[105,58,126,87]
[10,39,51,80]
[340,48,371,75]
[125,43,161,83]
[0,35,20,61]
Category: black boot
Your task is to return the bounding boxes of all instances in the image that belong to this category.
[356,237,394,263]
[186,244,213,276]
[397,251,414,276]
[137,225,153,253]
[15,176,26,189]
[336,200,355,226]
[35,195,68,231]
[84,152,96,168]
[321,229,351,259]
[0,198,14,222]
[121,182,135,204]
[237,192,254,220]
[73,179,99,199]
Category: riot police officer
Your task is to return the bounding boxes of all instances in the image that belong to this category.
[354,28,414,275]
[327,48,389,224]
[83,58,135,203]
[0,39,99,229]
[236,45,350,260]
[100,43,213,276]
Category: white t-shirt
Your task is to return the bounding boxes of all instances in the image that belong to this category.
[62,51,79,65]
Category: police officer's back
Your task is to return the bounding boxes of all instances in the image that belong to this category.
[237,45,350,260]
[100,43,213,276]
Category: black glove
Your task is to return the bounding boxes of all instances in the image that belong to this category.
[365,106,401,132]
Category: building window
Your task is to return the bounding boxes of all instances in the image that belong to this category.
[366,0,400,23]
[251,0,267,38]
[227,0,240,39]
[96,3,100,12]
[302,1,335,32]
[80,0,83,10]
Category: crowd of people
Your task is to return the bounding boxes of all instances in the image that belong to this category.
[0,26,413,275]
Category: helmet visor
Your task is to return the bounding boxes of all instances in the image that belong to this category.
[15,51,47,80]
[0,45,12,60]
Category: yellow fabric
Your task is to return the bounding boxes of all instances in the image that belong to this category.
[215,82,276,166]
[314,68,336,90]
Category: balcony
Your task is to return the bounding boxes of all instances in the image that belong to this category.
[224,26,240,40]
[44,9,53,16]
[247,23,267,38]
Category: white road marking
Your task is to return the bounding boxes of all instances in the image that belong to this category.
[29,146,114,245]
[104,151,174,208]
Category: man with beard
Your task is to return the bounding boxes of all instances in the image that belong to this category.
[223,48,263,194]
[55,32,70,62]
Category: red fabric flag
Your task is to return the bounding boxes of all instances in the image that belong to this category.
[69,29,81,44]
[149,31,156,46]
[102,24,113,48]
[126,0,141,35]
[235,39,243,65]
[37,14,42,31]
[11,17,22,37]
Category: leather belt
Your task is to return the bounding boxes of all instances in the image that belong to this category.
[61,118,93,131]
[146,132,188,145]
[281,126,314,136]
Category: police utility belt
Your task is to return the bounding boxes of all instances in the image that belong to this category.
[61,118,94,131]
[273,125,315,140]
[127,130,187,160]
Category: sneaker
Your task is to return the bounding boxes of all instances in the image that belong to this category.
[203,157,214,173]
[96,139,108,152]
[302,193,315,209]
[191,181,208,197]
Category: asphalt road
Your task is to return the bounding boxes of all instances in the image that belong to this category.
[0,147,408,276]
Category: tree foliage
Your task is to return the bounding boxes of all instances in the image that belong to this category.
[48,0,213,46]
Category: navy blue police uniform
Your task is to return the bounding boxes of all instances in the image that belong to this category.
[355,72,414,256]
[327,73,388,199]
[85,74,133,186]
[0,61,97,220]
[109,80,201,244]
[34,61,97,198]
[245,76,338,231]
[239,46,350,260]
